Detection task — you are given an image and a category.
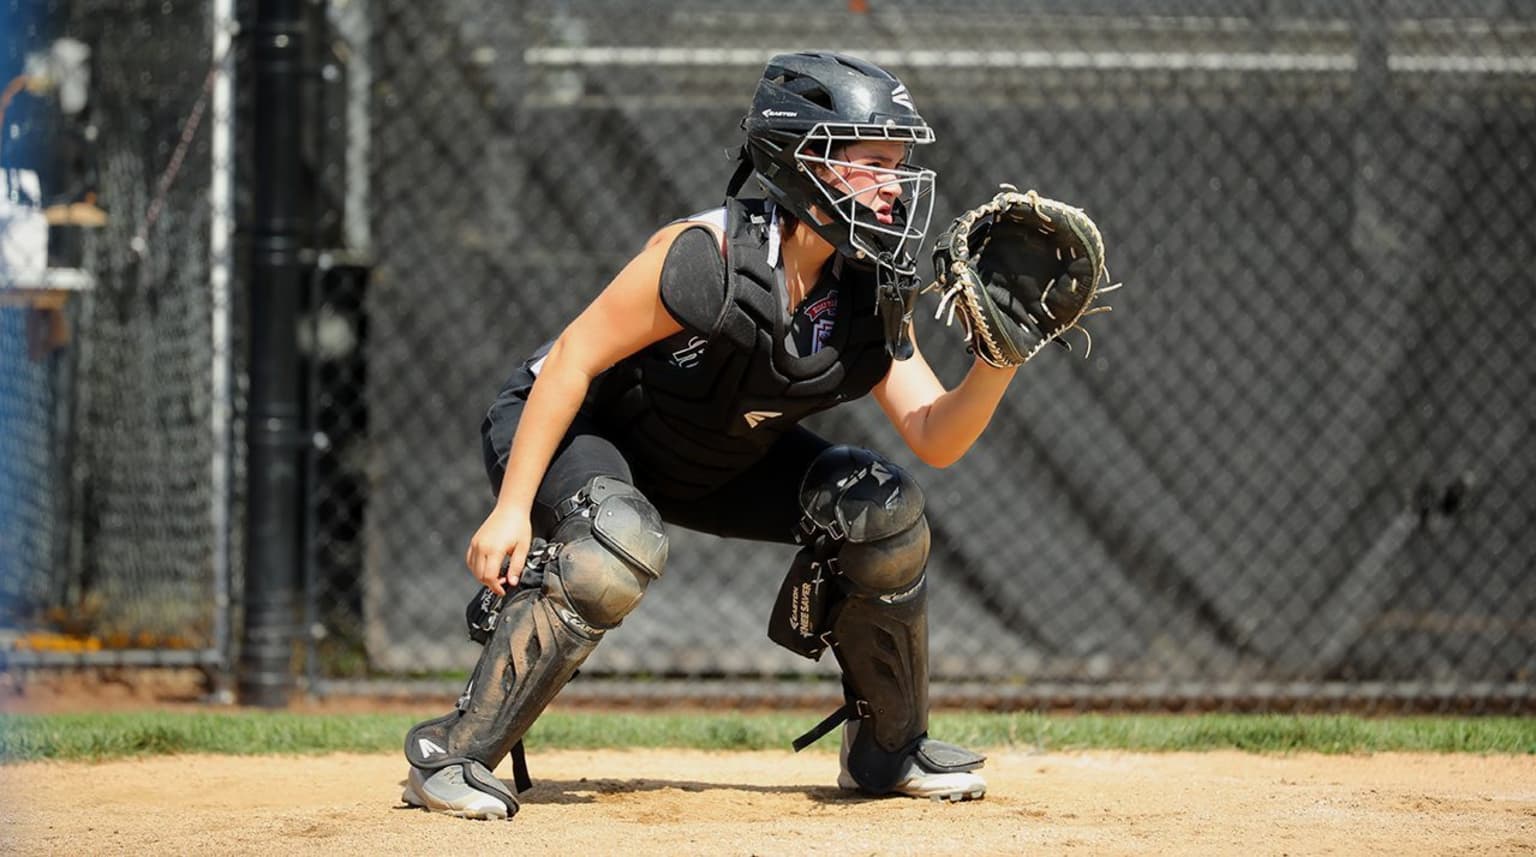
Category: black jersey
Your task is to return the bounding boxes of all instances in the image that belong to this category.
[578,198,892,500]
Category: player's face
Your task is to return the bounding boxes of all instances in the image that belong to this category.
[792,128,936,274]
[817,140,912,224]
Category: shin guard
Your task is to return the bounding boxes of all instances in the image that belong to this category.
[405,476,665,815]
[404,588,601,815]
[829,574,930,792]
[785,446,983,794]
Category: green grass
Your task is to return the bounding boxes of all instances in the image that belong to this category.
[1,711,1532,763]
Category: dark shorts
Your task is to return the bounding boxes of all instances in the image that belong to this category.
[480,364,831,546]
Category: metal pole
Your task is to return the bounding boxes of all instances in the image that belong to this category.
[209,0,237,699]
[331,0,372,259]
[239,0,309,707]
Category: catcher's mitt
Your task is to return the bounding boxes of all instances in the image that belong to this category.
[929,185,1117,367]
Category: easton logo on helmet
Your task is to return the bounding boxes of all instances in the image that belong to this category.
[891,83,914,109]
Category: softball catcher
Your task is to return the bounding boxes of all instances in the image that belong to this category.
[400,50,1115,820]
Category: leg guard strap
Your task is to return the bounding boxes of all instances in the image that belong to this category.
[791,697,867,752]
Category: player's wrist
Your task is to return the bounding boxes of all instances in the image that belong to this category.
[492,496,534,518]
[970,353,1018,375]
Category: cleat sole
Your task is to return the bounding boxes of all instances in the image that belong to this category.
[929,787,986,803]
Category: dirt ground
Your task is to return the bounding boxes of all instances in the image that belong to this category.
[1,675,1532,854]
[0,748,1532,856]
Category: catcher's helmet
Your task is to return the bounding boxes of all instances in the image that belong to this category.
[736,51,937,358]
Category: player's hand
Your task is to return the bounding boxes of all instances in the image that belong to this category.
[465,504,533,596]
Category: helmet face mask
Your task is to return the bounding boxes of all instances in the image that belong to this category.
[794,122,937,278]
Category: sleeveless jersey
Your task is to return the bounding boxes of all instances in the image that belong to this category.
[583,197,893,500]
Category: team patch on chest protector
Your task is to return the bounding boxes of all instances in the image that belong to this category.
[798,289,839,354]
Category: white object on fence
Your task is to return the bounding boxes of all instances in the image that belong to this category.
[0,168,47,287]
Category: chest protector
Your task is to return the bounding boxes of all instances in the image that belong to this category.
[588,198,892,501]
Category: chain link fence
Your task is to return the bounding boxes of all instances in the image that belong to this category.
[3,1,1532,711]
[313,0,1534,709]
[0,0,233,671]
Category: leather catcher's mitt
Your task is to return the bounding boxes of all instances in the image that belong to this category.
[929,185,1116,367]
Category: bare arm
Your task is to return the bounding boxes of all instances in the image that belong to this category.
[466,223,695,592]
[871,328,1018,469]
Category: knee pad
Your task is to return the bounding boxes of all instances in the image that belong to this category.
[543,476,668,630]
[798,445,929,594]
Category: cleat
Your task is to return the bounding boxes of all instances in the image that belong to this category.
[838,766,988,802]
[838,721,987,802]
[401,762,517,820]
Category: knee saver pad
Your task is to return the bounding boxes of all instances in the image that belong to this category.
[799,446,928,594]
[546,477,668,630]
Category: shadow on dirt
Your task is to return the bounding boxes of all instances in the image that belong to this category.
[393,775,885,808]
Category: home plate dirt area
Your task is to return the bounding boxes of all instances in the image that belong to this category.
[2,748,1533,855]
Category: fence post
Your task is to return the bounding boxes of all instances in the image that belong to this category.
[238,0,310,707]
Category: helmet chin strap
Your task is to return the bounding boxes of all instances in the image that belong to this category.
[876,262,918,361]
[724,146,756,200]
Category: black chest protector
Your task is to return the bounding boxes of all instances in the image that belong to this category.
[588,198,892,501]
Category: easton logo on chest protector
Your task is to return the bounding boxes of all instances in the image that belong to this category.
[743,409,783,428]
